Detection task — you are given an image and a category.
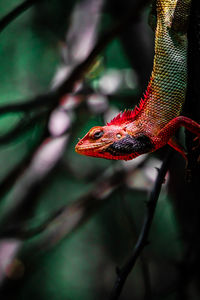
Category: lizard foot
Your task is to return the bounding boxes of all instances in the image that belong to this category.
[192,137,200,163]
[185,137,200,181]
[192,136,200,151]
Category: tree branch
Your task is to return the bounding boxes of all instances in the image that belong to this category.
[0,0,42,34]
[109,150,173,300]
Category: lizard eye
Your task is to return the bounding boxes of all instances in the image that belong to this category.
[91,130,104,140]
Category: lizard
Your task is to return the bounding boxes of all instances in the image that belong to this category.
[75,0,200,162]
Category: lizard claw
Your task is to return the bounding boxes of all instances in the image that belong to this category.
[192,137,200,164]
[192,136,200,151]
[185,136,200,180]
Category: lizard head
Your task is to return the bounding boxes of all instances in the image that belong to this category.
[75,125,129,160]
[75,124,154,160]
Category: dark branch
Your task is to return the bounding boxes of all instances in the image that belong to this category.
[0,93,55,115]
[0,0,42,33]
[0,110,49,144]
[109,150,173,300]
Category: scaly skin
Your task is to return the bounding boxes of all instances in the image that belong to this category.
[75,0,200,161]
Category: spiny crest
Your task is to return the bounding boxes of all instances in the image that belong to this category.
[107,109,136,126]
[107,85,151,126]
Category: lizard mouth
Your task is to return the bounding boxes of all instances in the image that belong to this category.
[75,141,110,154]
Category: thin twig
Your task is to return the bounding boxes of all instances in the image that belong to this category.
[119,189,152,299]
[0,0,42,33]
[109,150,173,300]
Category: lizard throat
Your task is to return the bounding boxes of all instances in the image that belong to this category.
[107,134,154,157]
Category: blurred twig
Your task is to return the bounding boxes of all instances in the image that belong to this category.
[0,0,150,116]
[0,0,42,33]
[0,135,68,228]
[0,157,147,243]
[0,110,49,145]
[64,0,104,65]
[109,150,173,300]
[0,130,48,201]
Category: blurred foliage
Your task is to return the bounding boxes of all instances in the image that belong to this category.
[0,1,191,300]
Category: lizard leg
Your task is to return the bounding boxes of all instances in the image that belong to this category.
[168,136,188,161]
[156,116,200,146]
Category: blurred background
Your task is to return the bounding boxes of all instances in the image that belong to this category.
[0,0,200,299]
